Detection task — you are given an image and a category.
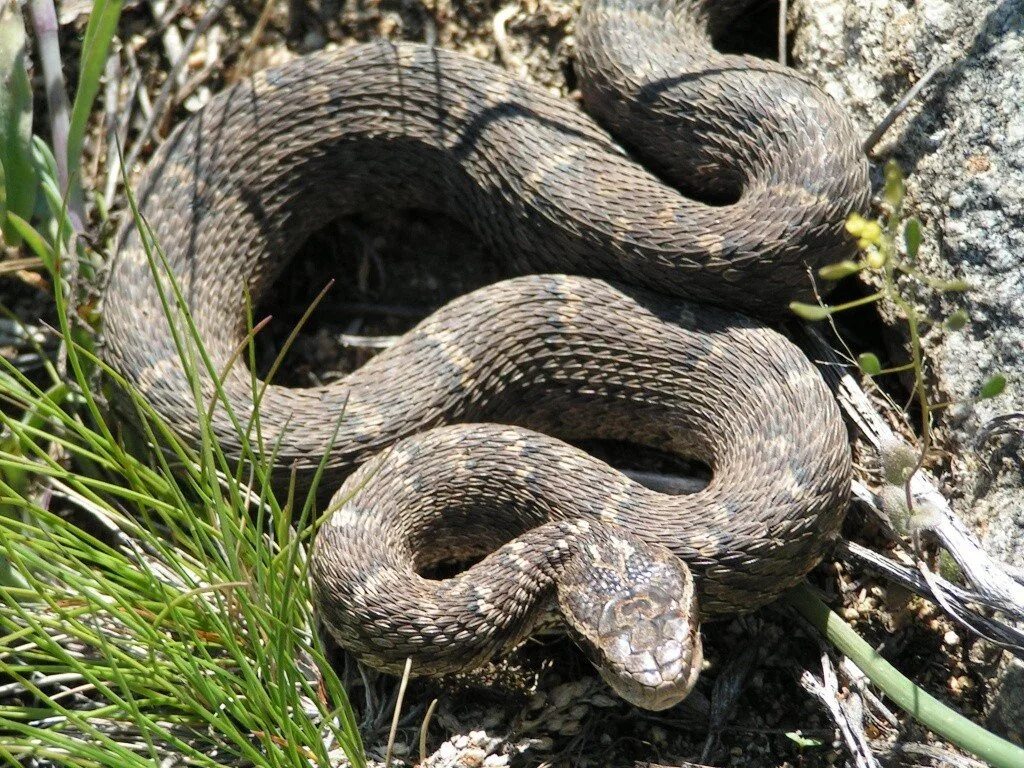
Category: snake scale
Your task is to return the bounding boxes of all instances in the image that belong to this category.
[102,0,869,709]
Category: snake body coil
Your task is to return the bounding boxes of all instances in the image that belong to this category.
[103,0,869,709]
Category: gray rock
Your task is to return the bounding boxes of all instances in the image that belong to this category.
[792,0,1024,737]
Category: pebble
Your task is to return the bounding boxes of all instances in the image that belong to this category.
[435,742,458,762]
[458,747,486,767]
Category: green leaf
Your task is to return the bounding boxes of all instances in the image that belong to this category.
[0,1,38,246]
[818,260,862,281]
[31,134,59,182]
[790,301,833,321]
[979,374,1007,400]
[858,352,883,376]
[6,212,55,267]
[883,159,905,208]
[67,0,123,177]
[945,309,969,331]
[942,278,971,292]
[785,731,823,749]
[904,217,923,259]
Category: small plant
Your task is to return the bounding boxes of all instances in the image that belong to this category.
[791,161,1007,513]
[0,1,37,249]
[0,180,368,767]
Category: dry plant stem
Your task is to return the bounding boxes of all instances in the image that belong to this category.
[839,658,898,727]
[338,333,400,350]
[177,26,222,106]
[419,698,438,765]
[101,51,123,210]
[494,5,525,77]
[839,538,1024,653]
[874,741,989,768]
[777,0,786,66]
[148,0,186,86]
[801,327,1024,607]
[796,650,880,768]
[27,0,85,233]
[0,257,44,274]
[236,0,280,79]
[863,61,945,153]
[123,0,231,176]
[124,46,152,120]
[383,657,413,768]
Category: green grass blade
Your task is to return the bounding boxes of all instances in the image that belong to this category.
[67,0,122,181]
[787,582,1024,768]
[0,0,37,246]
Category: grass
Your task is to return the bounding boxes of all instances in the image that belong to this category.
[0,165,367,765]
[0,1,38,247]
[0,8,367,756]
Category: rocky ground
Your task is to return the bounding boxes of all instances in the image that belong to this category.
[793,0,1024,743]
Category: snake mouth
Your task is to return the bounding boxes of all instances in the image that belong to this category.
[596,637,703,711]
[594,583,703,711]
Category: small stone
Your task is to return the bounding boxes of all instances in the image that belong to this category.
[550,681,583,709]
[435,742,458,762]
[558,719,581,736]
[482,755,508,767]
[302,29,326,51]
[944,630,960,647]
[568,703,589,722]
[458,747,487,768]
[527,691,547,710]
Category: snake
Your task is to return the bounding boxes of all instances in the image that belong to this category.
[101,0,869,710]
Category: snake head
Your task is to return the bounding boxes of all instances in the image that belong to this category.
[557,530,702,711]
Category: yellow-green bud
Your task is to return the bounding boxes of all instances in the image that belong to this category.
[860,220,883,244]
[865,249,887,270]
[845,213,868,237]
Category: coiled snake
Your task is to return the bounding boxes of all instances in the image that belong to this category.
[103,0,869,710]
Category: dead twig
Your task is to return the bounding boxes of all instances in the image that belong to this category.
[148,0,187,86]
[796,649,881,768]
[777,0,787,66]
[236,0,280,79]
[863,61,945,153]
[101,49,124,211]
[123,0,232,177]
[838,539,1024,655]
[874,740,990,768]
[384,657,413,768]
[803,327,1024,607]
